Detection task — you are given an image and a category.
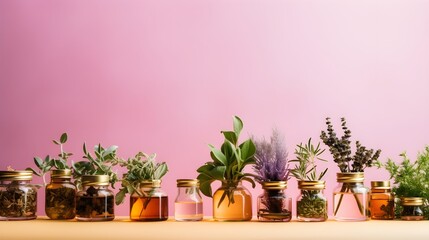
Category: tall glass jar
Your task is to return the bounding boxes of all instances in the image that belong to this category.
[401,197,424,221]
[257,181,291,222]
[76,175,114,221]
[297,181,327,222]
[45,169,76,220]
[175,179,203,221]
[369,181,394,220]
[130,180,168,221]
[0,170,40,221]
[333,172,369,221]
[213,181,252,221]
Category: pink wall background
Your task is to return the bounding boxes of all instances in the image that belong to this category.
[1,0,429,217]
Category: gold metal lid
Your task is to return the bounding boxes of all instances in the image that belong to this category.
[261,181,287,190]
[177,179,199,187]
[337,172,364,183]
[140,179,162,188]
[401,197,424,206]
[0,170,33,181]
[298,181,326,190]
[51,169,72,179]
[81,175,110,186]
[371,181,390,189]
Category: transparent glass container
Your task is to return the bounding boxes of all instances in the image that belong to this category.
[369,181,394,220]
[213,181,252,221]
[297,181,327,222]
[401,197,424,221]
[175,179,203,221]
[0,170,40,221]
[257,181,291,222]
[76,175,114,221]
[130,180,168,221]
[333,172,369,221]
[45,169,76,220]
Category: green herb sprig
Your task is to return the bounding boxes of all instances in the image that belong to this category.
[290,138,327,181]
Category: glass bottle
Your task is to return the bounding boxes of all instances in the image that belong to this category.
[401,197,424,221]
[213,181,252,221]
[333,172,369,221]
[297,181,327,222]
[45,169,76,220]
[257,181,291,222]
[0,170,40,221]
[130,180,168,221]
[76,175,114,221]
[369,181,394,220]
[175,179,203,221]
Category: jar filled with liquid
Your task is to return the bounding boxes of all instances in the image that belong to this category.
[175,179,203,221]
[45,169,76,220]
[369,181,394,220]
[130,180,168,221]
[401,197,424,221]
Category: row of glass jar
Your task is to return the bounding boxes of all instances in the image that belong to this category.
[0,171,425,221]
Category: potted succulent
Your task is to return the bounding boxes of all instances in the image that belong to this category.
[253,129,291,222]
[291,138,328,222]
[321,117,381,221]
[115,152,169,221]
[376,148,429,220]
[197,116,256,221]
[26,133,76,220]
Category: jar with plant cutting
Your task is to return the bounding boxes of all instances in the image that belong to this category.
[369,181,394,220]
[291,139,328,222]
[253,129,292,222]
[321,117,381,221]
[115,152,169,221]
[197,116,256,221]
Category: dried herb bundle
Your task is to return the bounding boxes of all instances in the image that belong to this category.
[0,183,37,219]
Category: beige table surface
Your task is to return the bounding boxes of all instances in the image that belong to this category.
[0,217,427,240]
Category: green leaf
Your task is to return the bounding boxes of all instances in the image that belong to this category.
[233,116,243,136]
[197,174,214,197]
[52,140,60,145]
[221,131,237,145]
[83,143,88,155]
[209,144,227,166]
[239,139,256,161]
[34,157,43,169]
[208,166,226,180]
[196,164,215,173]
[60,133,68,144]
[115,188,127,205]
[25,167,41,176]
[154,163,168,179]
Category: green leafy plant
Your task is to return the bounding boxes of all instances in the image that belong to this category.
[115,152,168,205]
[26,133,72,185]
[197,116,256,206]
[376,148,429,219]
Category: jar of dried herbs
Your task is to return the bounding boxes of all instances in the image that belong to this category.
[130,180,168,221]
[257,181,291,222]
[45,169,76,220]
[0,170,40,220]
[76,175,114,221]
[297,181,327,222]
[400,197,424,221]
[369,181,394,220]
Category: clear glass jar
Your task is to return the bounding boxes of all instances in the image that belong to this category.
[369,181,394,220]
[213,181,252,221]
[130,180,168,221]
[76,175,114,221]
[333,172,369,221]
[0,170,40,221]
[257,181,291,222]
[175,179,203,221]
[401,197,424,221]
[45,169,76,220]
[297,181,327,222]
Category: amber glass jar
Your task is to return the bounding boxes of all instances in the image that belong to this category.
[76,175,114,221]
[257,181,291,222]
[175,179,203,221]
[213,181,252,221]
[297,181,327,222]
[369,181,394,220]
[130,180,168,221]
[45,169,76,220]
[333,172,369,221]
[401,197,424,221]
[0,171,40,220]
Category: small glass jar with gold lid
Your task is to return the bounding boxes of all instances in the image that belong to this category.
[369,181,394,220]
[76,175,114,221]
[297,181,328,222]
[130,180,168,221]
[400,197,424,221]
[45,169,76,220]
[257,181,292,222]
[0,170,40,220]
[175,179,203,221]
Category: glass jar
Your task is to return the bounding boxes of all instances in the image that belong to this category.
[369,181,394,220]
[257,181,292,222]
[333,172,369,221]
[297,181,327,222]
[401,197,424,221]
[213,181,252,221]
[0,170,40,220]
[45,169,76,220]
[130,180,168,221]
[76,175,114,221]
[175,179,203,221]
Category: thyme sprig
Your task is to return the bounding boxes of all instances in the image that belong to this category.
[290,138,327,181]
